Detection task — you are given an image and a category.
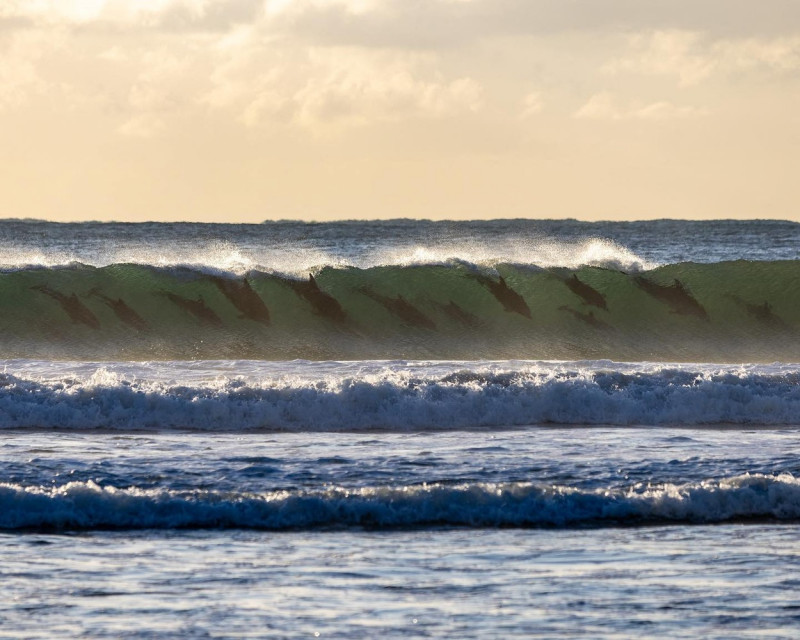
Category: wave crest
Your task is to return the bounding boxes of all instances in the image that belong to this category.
[2,473,797,531]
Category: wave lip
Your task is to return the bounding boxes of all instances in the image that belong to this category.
[3,364,800,430]
[2,474,798,531]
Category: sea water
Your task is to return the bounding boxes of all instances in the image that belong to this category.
[1,219,800,638]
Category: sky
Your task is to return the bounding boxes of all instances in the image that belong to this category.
[1,0,799,222]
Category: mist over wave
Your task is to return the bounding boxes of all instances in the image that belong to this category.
[5,217,800,273]
[0,237,654,274]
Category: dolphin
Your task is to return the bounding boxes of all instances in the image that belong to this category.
[564,274,608,310]
[210,276,270,326]
[162,291,224,328]
[558,305,612,330]
[634,277,708,320]
[359,287,436,330]
[469,274,531,319]
[726,294,789,329]
[440,300,484,329]
[87,288,150,332]
[287,274,347,324]
[31,285,101,329]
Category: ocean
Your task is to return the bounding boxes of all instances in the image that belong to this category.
[2,218,800,638]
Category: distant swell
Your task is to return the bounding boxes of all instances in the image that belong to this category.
[2,474,798,531]
[3,366,800,430]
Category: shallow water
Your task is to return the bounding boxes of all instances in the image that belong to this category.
[3,524,800,638]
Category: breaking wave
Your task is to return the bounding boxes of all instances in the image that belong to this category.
[3,363,800,430]
[1,259,799,361]
[2,474,798,531]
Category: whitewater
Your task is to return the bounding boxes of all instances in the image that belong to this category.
[3,218,800,638]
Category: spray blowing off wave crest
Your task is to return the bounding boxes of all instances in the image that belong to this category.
[0,238,655,275]
[2,473,798,531]
[367,238,656,273]
[4,362,800,430]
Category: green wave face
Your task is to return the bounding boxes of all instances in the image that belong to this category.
[1,260,798,361]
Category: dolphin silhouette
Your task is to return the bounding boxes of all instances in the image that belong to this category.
[359,287,436,330]
[564,274,608,310]
[441,300,484,329]
[558,305,612,330]
[470,274,531,319]
[31,285,101,329]
[87,288,149,332]
[210,276,270,326]
[634,277,708,320]
[287,274,347,324]
[726,294,788,329]
[162,291,224,328]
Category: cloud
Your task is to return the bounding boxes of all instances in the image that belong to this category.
[3,0,800,45]
[574,92,707,121]
[0,29,56,109]
[118,113,166,137]
[200,29,484,132]
[520,91,543,119]
[604,30,714,86]
[606,30,800,86]
[0,0,264,32]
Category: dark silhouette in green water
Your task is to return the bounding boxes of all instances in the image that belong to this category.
[559,305,612,330]
[359,287,436,330]
[726,294,790,331]
[287,274,347,324]
[210,276,270,326]
[440,300,484,329]
[31,285,101,330]
[162,292,224,328]
[87,288,150,332]
[469,274,531,319]
[564,274,608,310]
[634,277,708,320]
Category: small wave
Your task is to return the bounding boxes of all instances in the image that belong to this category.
[3,365,800,430]
[1,474,797,531]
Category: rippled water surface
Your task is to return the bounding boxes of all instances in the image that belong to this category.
[1,427,800,637]
[3,525,800,638]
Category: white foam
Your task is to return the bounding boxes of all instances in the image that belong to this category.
[1,360,800,430]
[1,473,797,530]
[365,238,656,272]
[0,237,656,274]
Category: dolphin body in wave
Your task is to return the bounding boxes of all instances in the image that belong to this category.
[359,287,436,330]
[726,294,790,330]
[564,274,608,310]
[288,274,347,324]
[162,292,224,328]
[440,300,484,329]
[31,285,101,330]
[469,274,531,319]
[210,276,270,326]
[87,288,149,332]
[558,305,612,330]
[634,277,708,320]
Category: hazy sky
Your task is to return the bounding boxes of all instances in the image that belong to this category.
[2,0,799,222]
